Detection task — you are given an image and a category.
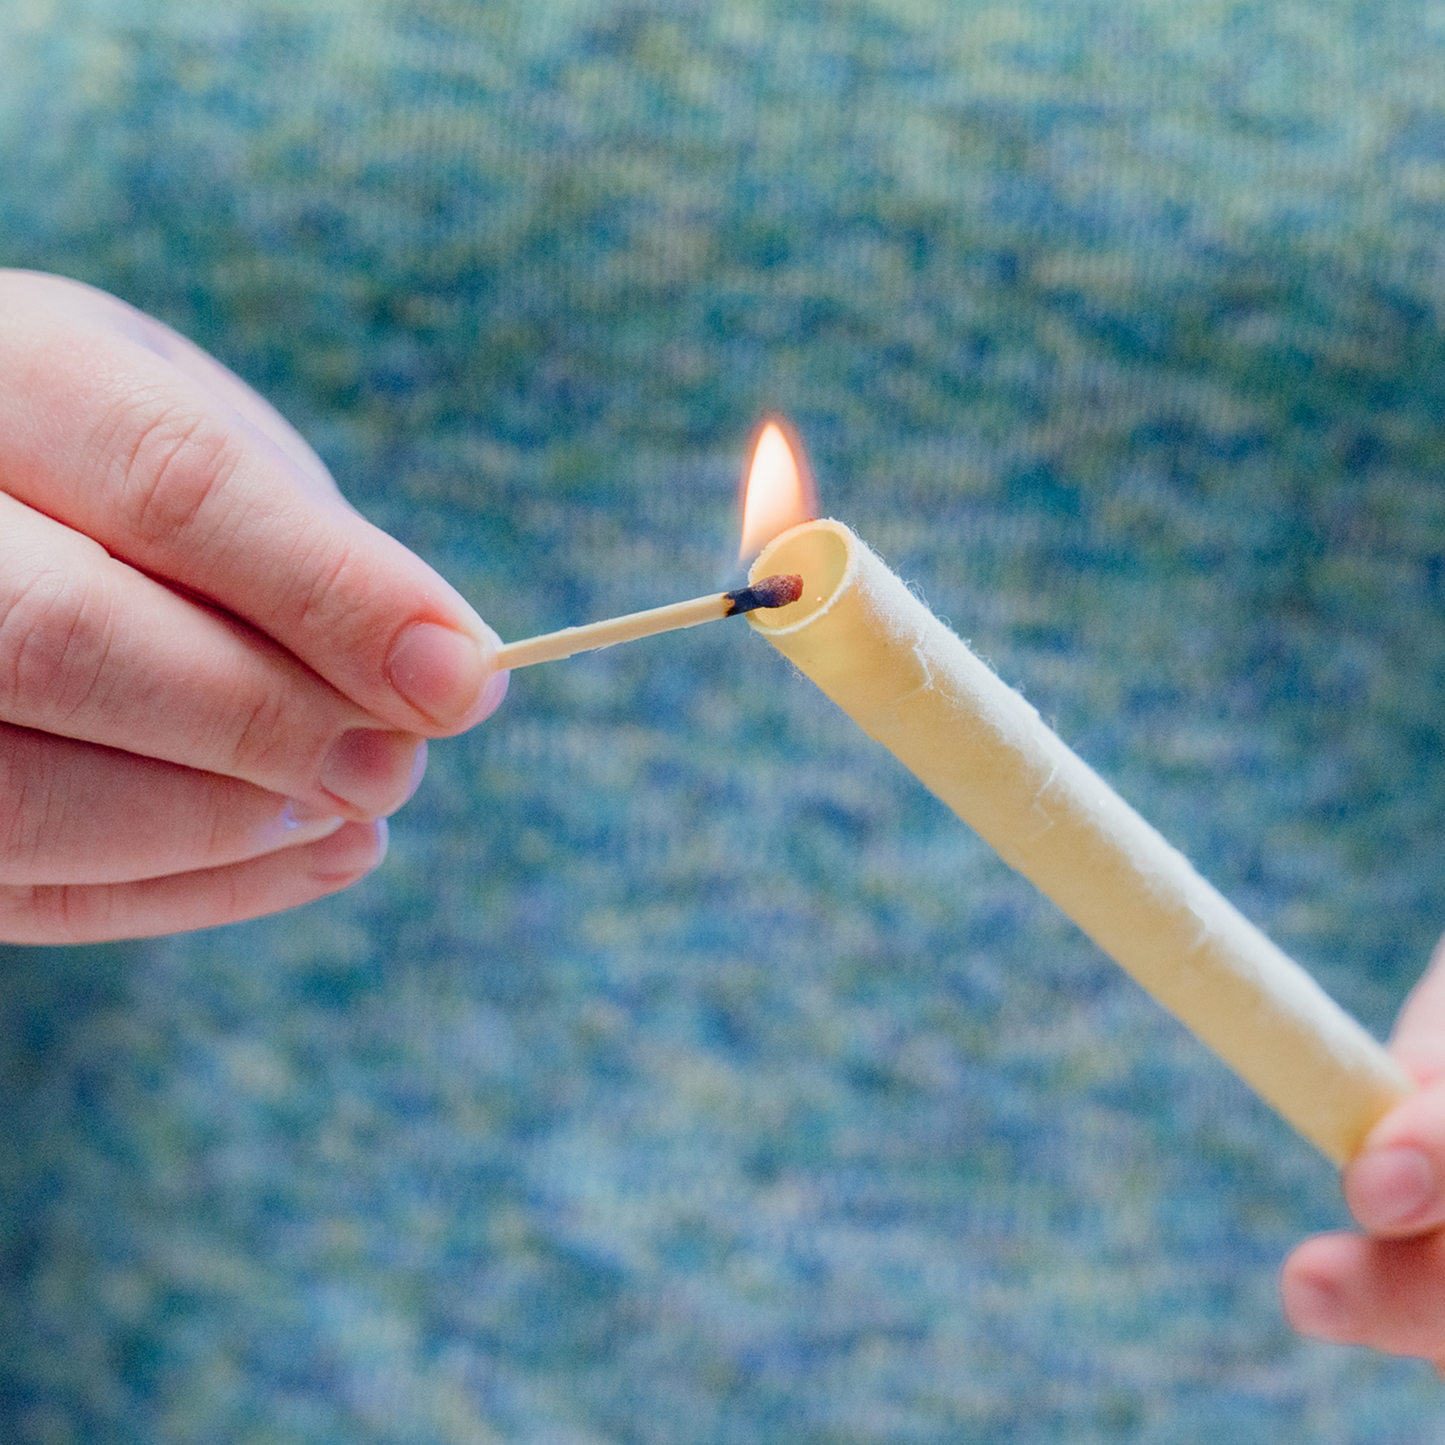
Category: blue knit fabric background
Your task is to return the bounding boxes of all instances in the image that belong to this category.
[4,2,1445,1440]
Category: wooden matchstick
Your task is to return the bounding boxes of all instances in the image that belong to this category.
[494,574,804,670]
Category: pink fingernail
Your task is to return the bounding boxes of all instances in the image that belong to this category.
[1346,1146,1435,1232]
[309,818,389,881]
[408,738,428,798]
[250,804,344,851]
[273,806,345,844]
[282,800,345,830]
[478,660,510,719]
[1282,1273,1347,1340]
[387,621,489,725]
[319,730,426,815]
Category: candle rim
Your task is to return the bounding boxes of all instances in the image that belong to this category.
[745,517,857,637]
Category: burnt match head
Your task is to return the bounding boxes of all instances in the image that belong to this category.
[723,573,805,615]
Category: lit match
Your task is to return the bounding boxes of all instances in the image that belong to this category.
[494,573,804,670]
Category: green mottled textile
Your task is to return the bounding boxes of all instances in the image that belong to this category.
[4,2,1445,1440]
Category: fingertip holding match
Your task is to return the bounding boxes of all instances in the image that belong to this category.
[723,573,804,615]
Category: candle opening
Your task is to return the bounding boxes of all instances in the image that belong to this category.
[746,519,854,634]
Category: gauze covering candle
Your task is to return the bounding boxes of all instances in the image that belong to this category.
[748,517,1411,1165]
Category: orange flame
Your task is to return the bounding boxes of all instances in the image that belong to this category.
[737,418,819,561]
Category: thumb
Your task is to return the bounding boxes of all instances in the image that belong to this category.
[1342,1076,1445,1237]
[1337,932,1445,1238]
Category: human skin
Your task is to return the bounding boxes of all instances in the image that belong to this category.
[13,272,1445,1363]
[1282,933,1445,1367]
[0,270,507,942]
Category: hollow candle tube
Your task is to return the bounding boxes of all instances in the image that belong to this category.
[748,518,1411,1165]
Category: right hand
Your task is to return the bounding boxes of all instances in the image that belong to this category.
[0,270,508,943]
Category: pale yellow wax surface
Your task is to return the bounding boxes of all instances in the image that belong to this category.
[749,518,1411,1165]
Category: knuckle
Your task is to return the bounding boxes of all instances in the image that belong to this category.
[0,743,35,873]
[13,883,90,944]
[0,566,118,728]
[0,741,59,874]
[0,731,86,884]
[227,686,291,776]
[291,535,366,638]
[93,389,240,550]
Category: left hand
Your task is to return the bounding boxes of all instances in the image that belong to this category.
[0,271,508,942]
[1281,932,1445,1364]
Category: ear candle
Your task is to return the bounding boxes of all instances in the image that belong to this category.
[496,574,803,669]
[748,518,1411,1165]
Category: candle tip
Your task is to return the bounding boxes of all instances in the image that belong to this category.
[723,573,804,615]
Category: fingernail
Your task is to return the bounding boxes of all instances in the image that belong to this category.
[283,799,345,828]
[318,730,426,815]
[309,818,389,881]
[1282,1273,1347,1340]
[478,660,510,719]
[407,738,428,797]
[254,805,345,849]
[386,621,490,725]
[1345,1146,1436,1232]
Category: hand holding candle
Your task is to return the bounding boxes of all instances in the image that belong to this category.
[1283,934,1445,1359]
[738,429,1411,1167]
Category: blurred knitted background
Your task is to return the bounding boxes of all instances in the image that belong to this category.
[4,1,1445,1440]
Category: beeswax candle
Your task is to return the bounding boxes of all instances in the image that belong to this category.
[749,518,1410,1164]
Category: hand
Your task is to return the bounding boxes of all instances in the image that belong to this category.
[1281,932,1445,1364]
[0,271,507,943]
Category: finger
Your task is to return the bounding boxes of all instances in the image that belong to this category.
[1329,935,1445,1239]
[1338,1075,1445,1237]
[0,271,508,734]
[0,491,426,819]
[1281,1229,1445,1361]
[1,271,345,509]
[0,722,350,885]
[1389,930,1445,1084]
[0,819,389,945]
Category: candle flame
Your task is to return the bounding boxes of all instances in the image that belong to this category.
[738,418,819,561]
